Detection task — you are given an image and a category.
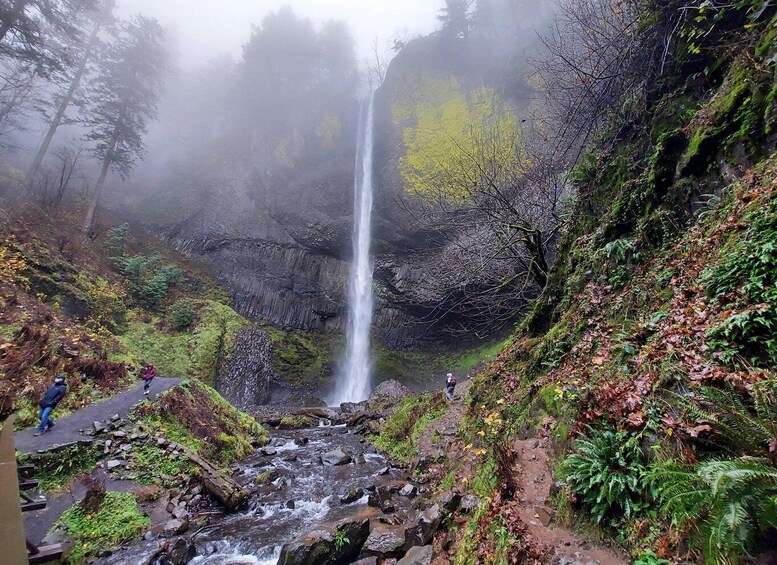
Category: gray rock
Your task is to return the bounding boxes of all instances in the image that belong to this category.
[399,484,416,497]
[405,504,442,547]
[277,517,369,564]
[93,421,106,433]
[434,491,461,514]
[397,545,434,565]
[110,414,120,422]
[162,518,189,536]
[120,443,132,452]
[351,559,378,565]
[340,488,365,504]
[173,508,189,520]
[362,521,407,558]
[321,448,352,466]
[164,537,197,565]
[368,380,411,408]
[293,407,338,420]
[219,326,276,407]
[460,494,480,513]
[106,460,124,470]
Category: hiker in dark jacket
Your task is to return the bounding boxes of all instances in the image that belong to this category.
[34,374,67,436]
[141,362,157,396]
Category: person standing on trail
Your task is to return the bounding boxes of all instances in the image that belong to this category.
[445,373,457,401]
[140,362,157,396]
[34,374,67,436]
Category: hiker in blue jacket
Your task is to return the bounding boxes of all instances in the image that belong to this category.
[34,374,67,436]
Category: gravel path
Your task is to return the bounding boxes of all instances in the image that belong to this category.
[14,377,181,455]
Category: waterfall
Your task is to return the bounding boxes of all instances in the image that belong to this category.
[331,95,375,405]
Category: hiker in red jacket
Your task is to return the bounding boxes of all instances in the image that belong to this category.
[141,362,157,396]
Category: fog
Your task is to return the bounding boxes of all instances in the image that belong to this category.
[116,0,444,69]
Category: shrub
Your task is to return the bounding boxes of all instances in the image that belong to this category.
[104,223,129,257]
[670,379,777,459]
[558,425,647,523]
[168,298,198,331]
[0,236,29,289]
[59,491,148,564]
[113,254,181,308]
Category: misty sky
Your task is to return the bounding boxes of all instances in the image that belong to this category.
[116,0,444,69]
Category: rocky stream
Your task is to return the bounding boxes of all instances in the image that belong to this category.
[94,396,466,565]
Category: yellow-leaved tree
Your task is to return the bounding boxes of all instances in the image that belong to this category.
[396,77,521,202]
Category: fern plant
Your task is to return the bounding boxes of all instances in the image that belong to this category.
[671,379,777,460]
[651,457,777,564]
[558,425,647,523]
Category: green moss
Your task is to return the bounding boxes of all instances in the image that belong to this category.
[278,415,317,429]
[371,391,448,461]
[129,445,194,485]
[24,444,100,494]
[266,327,341,387]
[58,492,148,564]
[134,381,267,466]
[539,384,564,417]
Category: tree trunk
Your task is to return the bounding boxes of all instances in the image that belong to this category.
[524,229,548,289]
[179,445,249,511]
[0,0,30,43]
[82,123,120,238]
[26,24,101,187]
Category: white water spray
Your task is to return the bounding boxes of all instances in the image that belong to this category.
[331,95,375,405]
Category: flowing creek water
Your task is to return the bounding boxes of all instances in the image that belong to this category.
[100,423,390,565]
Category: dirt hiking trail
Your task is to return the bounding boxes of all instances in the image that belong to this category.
[513,438,626,565]
[418,379,626,564]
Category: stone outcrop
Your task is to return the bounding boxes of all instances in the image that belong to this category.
[277,517,370,565]
[218,325,276,407]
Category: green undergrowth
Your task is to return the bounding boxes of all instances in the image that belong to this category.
[20,443,100,494]
[58,491,148,564]
[451,10,777,562]
[115,300,248,385]
[133,380,268,467]
[129,444,195,485]
[371,391,448,461]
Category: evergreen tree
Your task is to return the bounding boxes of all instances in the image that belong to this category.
[81,15,166,237]
[437,0,473,41]
[0,0,96,74]
[25,0,115,187]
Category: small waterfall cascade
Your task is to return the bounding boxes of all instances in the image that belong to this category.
[331,95,375,405]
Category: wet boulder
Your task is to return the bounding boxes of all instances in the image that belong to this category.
[157,538,197,565]
[404,504,442,547]
[162,518,189,536]
[340,401,369,414]
[367,380,411,409]
[277,517,370,565]
[340,488,365,504]
[321,448,352,466]
[294,407,339,421]
[397,545,433,565]
[362,521,408,558]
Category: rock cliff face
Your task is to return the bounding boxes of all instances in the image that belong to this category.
[161,36,515,349]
